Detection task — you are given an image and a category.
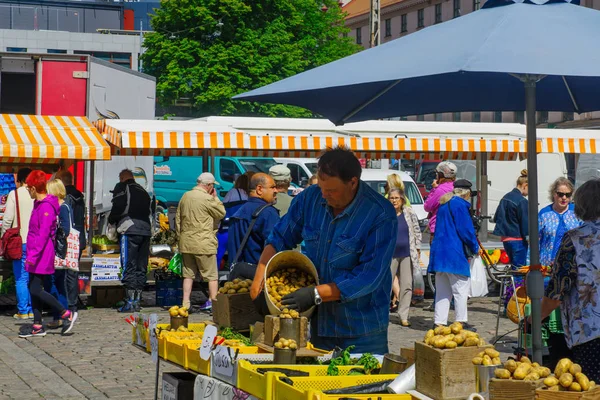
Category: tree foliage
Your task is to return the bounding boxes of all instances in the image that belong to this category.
[141,0,360,117]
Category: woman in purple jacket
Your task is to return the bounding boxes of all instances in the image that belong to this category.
[19,171,77,338]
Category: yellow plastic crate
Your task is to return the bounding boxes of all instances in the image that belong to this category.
[184,343,266,376]
[273,374,412,400]
[237,360,365,400]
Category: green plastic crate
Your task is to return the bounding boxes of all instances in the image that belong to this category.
[548,309,564,334]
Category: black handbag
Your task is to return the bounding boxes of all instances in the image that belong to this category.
[54,204,71,260]
[229,203,272,281]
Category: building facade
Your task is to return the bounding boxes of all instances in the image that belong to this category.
[343,0,600,126]
[0,0,156,71]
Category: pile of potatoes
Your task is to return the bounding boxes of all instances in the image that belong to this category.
[169,305,189,317]
[540,358,596,392]
[218,278,253,294]
[472,348,502,366]
[493,356,552,380]
[423,322,487,349]
[274,337,298,350]
[266,268,316,310]
[279,308,300,319]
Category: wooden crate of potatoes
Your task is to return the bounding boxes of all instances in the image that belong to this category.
[416,322,493,400]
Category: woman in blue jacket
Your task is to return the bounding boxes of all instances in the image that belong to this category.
[429,180,479,331]
[493,170,529,267]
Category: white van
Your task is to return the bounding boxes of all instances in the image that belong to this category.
[275,158,318,187]
[360,169,427,225]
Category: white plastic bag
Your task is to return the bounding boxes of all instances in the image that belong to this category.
[469,256,489,298]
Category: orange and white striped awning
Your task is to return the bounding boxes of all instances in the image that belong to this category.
[0,114,111,164]
[538,137,600,154]
[95,119,527,160]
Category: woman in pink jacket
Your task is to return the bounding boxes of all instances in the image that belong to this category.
[424,161,457,242]
[19,171,77,338]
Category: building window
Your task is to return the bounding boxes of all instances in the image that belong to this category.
[494,111,503,123]
[356,27,362,44]
[453,0,461,18]
[7,47,27,52]
[473,0,481,10]
[472,111,481,122]
[562,112,574,122]
[48,49,67,54]
[453,112,461,122]
[538,111,549,124]
[435,4,443,23]
[384,19,392,37]
[514,111,525,124]
[401,14,408,33]
[343,32,348,38]
[400,116,408,121]
[417,115,425,121]
[417,9,424,28]
[435,113,443,121]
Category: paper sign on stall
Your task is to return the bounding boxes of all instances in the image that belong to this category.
[212,345,234,377]
[149,313,159,363]
[200,325,218,361]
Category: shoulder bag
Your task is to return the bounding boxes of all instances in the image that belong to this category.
[1,189,23,260]
[55,204,68,260]
[228,203,272,281]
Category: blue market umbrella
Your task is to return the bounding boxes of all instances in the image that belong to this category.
[235,0,600,363]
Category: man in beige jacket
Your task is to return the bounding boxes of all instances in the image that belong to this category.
[1,168,34,319]
[176,172,226,311]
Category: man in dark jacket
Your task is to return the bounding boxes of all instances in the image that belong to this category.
[56,170,86,313]
[109,169,154,312]
[228,173,279,269]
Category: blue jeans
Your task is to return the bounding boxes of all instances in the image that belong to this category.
[503,240,528,267]
[13,244,31,315]
[310,321,389,355]
[45,269,68,319]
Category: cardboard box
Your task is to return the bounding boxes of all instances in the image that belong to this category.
[92,254,121,282]
[415,341,493,400]
[490,378,544,400]
[91,286,125,308]
[264,315,308,348]
[162,372,195,400]
[212,293,262,331]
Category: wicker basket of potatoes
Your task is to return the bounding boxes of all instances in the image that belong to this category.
[538,358,597,393]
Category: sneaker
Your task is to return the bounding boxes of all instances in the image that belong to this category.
[28,313,34,319]
[118,301,134,313]
[13,313,30,320]
[61,310,78,335]
[423,303,435,312]
[47,320,63,330]
[133,301,142,313]
[199,300,212,311]
[19,325,46,338]
[460,322,478,332]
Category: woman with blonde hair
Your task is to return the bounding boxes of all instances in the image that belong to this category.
[388,188,421,326]
[385,173,410,205]
[45,179,76,329]
[538,177,581,267]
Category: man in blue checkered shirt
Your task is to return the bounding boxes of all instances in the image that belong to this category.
[250,147,398,354]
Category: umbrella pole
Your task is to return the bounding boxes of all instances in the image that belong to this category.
[524,78,544,364]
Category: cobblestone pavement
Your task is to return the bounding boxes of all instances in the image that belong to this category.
[0,292,518,399]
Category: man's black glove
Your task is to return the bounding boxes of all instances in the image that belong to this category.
[281,286,316,312]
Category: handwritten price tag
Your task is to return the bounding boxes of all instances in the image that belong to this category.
[199,325,218,361]
[213,345,234,377]
[149,313,159,364]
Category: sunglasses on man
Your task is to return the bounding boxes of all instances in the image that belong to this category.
[556,191,572,198]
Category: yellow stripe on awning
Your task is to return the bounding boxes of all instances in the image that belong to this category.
[0,114,111,162]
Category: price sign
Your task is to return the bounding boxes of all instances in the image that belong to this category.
[213,345,234,377]
[199,325,218,361]
[149,313,159,364]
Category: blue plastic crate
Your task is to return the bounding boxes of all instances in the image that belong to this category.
[155,273,183,307]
